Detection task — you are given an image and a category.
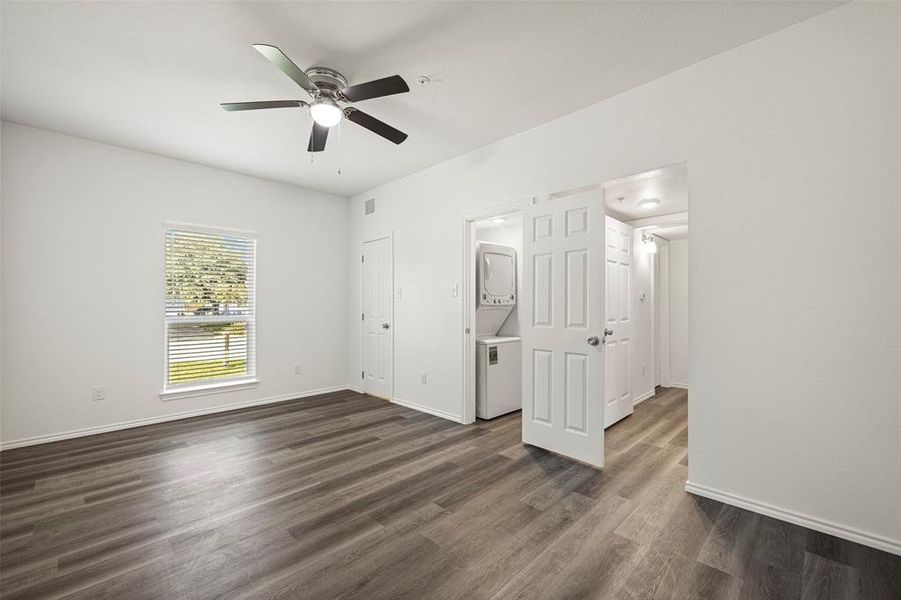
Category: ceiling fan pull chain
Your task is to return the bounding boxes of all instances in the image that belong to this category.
[337,122,343,175]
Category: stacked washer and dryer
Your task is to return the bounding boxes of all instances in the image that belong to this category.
[475,242,522,419]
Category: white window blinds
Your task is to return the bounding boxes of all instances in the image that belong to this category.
[164,226,256,390]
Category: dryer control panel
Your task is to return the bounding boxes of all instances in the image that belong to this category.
[477,242,517,308]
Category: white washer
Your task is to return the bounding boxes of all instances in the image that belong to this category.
[476,336,522,419]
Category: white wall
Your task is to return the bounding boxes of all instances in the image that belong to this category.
[347,4,901,552]
[654,237,670,387]
[630,230,655,401]
[1,122,349,446]
[668,239,689,387]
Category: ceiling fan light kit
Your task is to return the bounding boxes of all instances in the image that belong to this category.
[310,98,343,128]
[221,44,410,153]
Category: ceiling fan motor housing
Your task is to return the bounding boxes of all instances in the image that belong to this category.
[305,67,349,98]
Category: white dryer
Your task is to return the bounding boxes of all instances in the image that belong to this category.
[475,242,517,336]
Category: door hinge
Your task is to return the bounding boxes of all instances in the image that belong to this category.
[361,254,365,263]
[361,370,365,378]
[361,312,365,321]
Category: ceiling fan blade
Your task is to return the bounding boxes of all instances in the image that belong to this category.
[307,122,329,152]
[220,100,306,112]
[345,108,408,145]
[342,75,409,102]
[252,44,318,96]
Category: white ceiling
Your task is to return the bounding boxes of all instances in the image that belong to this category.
[475,212,523,232]
[653,224,689,241]
[1,2,839,197]
[604,163,688,220]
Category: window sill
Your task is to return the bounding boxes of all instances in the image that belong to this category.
[160,379,259,401]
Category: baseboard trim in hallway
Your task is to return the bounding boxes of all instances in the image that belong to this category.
[632,389,655,406]
[0,384,356,451]
[685,481,901,556]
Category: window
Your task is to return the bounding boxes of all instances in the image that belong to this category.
[164,225,256,395]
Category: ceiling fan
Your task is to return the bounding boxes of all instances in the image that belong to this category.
[221,44,410,152]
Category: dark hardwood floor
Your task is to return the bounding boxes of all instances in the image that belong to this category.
[1,387,898,599]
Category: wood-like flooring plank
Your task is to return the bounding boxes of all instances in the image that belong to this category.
[1,387,897,599]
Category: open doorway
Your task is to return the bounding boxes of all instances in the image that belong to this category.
[650,220,689,390]
[460,170,687,468]
[462,207,526,424]
[601,163,689,436]
[464,190,609,467]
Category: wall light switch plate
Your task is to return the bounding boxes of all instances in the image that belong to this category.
[294,364,302,375]
[451,284,458,297]
[420,372,428,385]
[92,386,106,401]
[395,288,402,299]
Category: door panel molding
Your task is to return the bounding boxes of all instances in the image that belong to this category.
[361,233,394,401]
[521,191,606,468]
[604,216,635,428]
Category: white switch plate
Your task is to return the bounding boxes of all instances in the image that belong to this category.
[395,288,402,299]
[294,364,302,375]
[92,386,106,401]
[420,372,428,384]
[451,284,458,297]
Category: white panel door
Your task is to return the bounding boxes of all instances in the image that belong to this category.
[604,216,634,427]
[362,237,393,400]
[521,191,606,468]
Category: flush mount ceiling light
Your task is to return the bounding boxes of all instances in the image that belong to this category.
[492,217,506,224]
[309,97,343,128]
[638,197,661,210]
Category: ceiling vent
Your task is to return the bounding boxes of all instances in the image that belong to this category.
[363,198,376,216]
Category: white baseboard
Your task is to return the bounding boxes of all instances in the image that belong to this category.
[391,397,465,424]
[346,385,364,394]
[633,389,656,406]
[0,385,356,451]
[669,382,688,389]
[685,481,901,556]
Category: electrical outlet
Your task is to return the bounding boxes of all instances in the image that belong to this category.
[395,288,402,299]
[92,386,106,401]
[420,372,428,385]
[294,364,302,375]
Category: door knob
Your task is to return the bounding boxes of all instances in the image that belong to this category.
[587,336,600,346]
[380,322,390,330]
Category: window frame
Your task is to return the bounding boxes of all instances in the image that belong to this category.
[160,222,259,400]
